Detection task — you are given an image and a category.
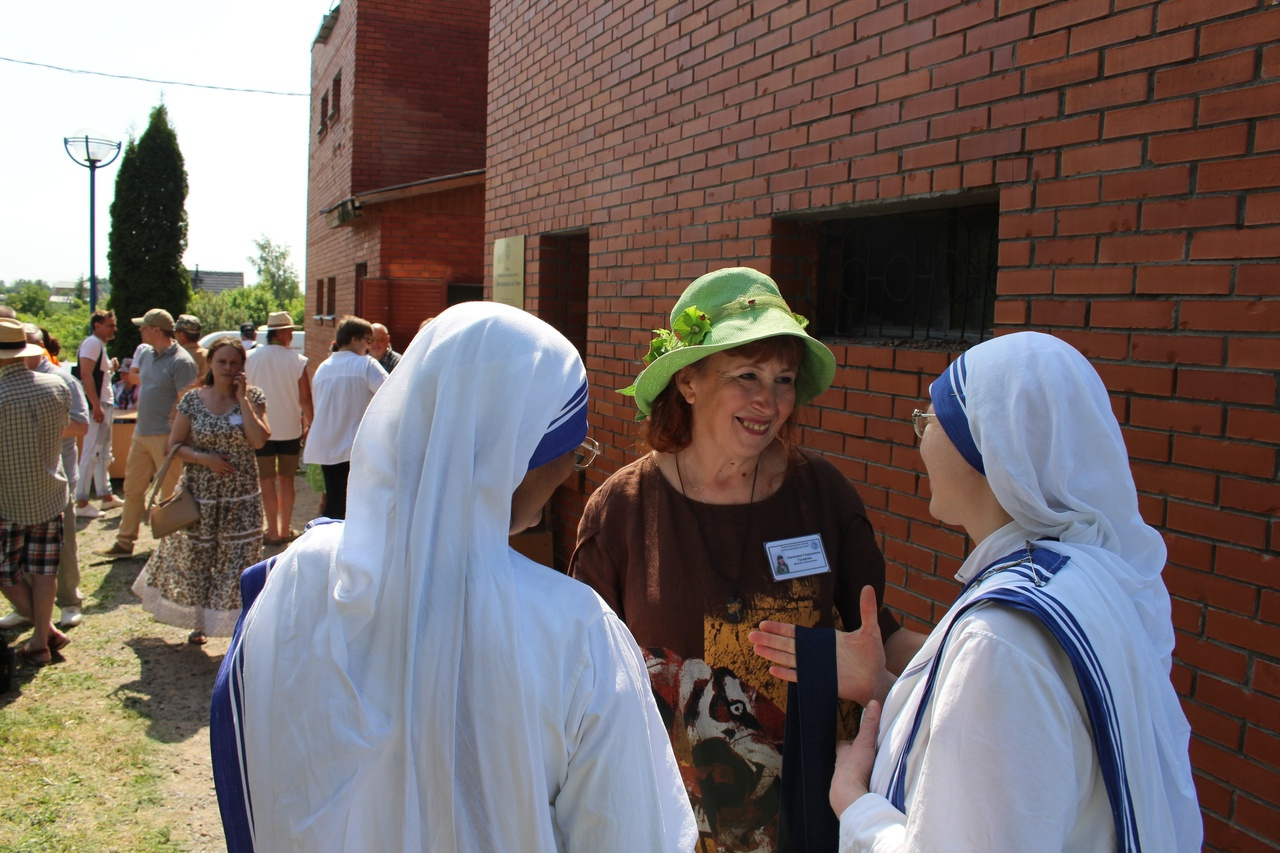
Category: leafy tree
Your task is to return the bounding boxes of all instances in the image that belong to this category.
[248,236,301,305]
[187,283,305,335]
[8,280,52,315]
[106,103,190,358]
[74,276,87,302]
[189,285,276,333]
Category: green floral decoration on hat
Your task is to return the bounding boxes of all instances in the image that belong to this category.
[618,306,712,398]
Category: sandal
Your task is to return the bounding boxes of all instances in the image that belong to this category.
[49,632,71,653]
[188,631,207,645]
[17,644,52,666]
[264,529,298,547]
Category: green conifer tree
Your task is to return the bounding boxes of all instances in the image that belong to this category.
[106,103,190,358]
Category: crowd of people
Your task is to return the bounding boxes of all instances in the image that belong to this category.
[3,269,1204,851]
[0,304,395,651]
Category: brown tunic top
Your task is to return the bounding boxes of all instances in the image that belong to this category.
[570,447,897,853]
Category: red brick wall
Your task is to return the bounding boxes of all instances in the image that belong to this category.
[306,0,488,368]
[487,1,1280,847]
[352,0,489,192]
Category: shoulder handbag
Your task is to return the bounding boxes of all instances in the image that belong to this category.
[148,445,200,539]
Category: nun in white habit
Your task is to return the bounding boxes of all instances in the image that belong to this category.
[211,302,696,852]
[752,332,1202,852]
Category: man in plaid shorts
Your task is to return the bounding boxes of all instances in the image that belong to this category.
[0,318,71,666]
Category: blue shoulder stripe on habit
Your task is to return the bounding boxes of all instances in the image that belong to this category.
[211,554,277,853]
[886,544,1140,852]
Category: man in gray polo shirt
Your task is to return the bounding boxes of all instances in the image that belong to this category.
[96,309,197,558]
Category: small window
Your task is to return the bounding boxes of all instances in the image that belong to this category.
[817,205,997,343]
[330,73,342,122]
[315,278,326,318]
[326,277,337,322]
[318,91,330,136]
[448,283,483,306]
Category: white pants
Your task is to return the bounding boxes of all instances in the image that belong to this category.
[76,403,114,501]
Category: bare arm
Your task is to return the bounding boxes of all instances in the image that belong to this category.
[884,627,927,675]
[298,366,314,439]
[236,380,270,449]
[170,408,236,476]
[80,355,104,422]
[62,420,89,439]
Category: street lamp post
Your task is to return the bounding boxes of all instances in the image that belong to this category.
[64,134,122,313]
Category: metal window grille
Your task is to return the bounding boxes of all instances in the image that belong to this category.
[818,206,998,343]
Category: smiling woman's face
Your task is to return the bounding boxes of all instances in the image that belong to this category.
[679,348,799,461]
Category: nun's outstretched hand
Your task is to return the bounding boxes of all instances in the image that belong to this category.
[749,585,895,706]
[830,700,882,816]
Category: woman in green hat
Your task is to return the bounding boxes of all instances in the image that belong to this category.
[570,267,919,852]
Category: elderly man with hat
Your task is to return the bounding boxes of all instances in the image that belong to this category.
[245,311,313,545]
[96,309,198,559]
[174,313,208,379]
[0,318,72,664]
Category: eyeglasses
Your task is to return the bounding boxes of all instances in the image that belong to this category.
[911,409,938,439]
[573,437,601,471]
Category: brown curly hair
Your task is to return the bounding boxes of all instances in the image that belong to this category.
[638,335,807,453]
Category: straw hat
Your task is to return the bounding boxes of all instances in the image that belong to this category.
[259,311,301,331]
[0,318,45,359]
[623,267,835,416]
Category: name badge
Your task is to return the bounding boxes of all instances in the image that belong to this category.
[765,534,830,581]
[229,413,244,426]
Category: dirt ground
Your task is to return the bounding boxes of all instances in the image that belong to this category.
[5,474,323,852]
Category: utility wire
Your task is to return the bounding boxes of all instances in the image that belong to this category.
[0,55,307,96]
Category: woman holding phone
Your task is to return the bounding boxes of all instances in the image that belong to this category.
[133,336,270,644]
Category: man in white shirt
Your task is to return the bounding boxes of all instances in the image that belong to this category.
[74,310,123,518]
[245,312,313,545]
[239,322,258,351]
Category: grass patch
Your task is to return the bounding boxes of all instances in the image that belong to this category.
[0,550,217,851]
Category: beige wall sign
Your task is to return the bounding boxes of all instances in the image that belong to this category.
[492,235,525,309]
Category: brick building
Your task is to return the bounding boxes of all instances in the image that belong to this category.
[304,0,488,367]
[310,0,1279,847]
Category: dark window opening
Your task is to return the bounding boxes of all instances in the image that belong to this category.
[318,91,330,136]
[326,277,337,322]
[447,283,483,306]
[315,278,326,318]
[818,206,997,343]
[330,73,342,122]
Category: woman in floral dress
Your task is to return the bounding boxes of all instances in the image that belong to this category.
[133,337,270,643]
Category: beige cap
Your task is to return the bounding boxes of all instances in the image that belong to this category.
[132,308,175,331]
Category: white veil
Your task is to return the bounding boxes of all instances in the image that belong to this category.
[912,331,1202,848]
[238,302,589,850]
[959,331,1174,663]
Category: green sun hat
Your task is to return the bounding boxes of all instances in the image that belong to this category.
[620,267,836,417]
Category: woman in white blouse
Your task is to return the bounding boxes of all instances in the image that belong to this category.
[302,315,387,519]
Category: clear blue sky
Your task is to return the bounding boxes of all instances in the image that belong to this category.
[1,0,332,286]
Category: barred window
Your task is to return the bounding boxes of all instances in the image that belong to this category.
[817,205,997,343]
